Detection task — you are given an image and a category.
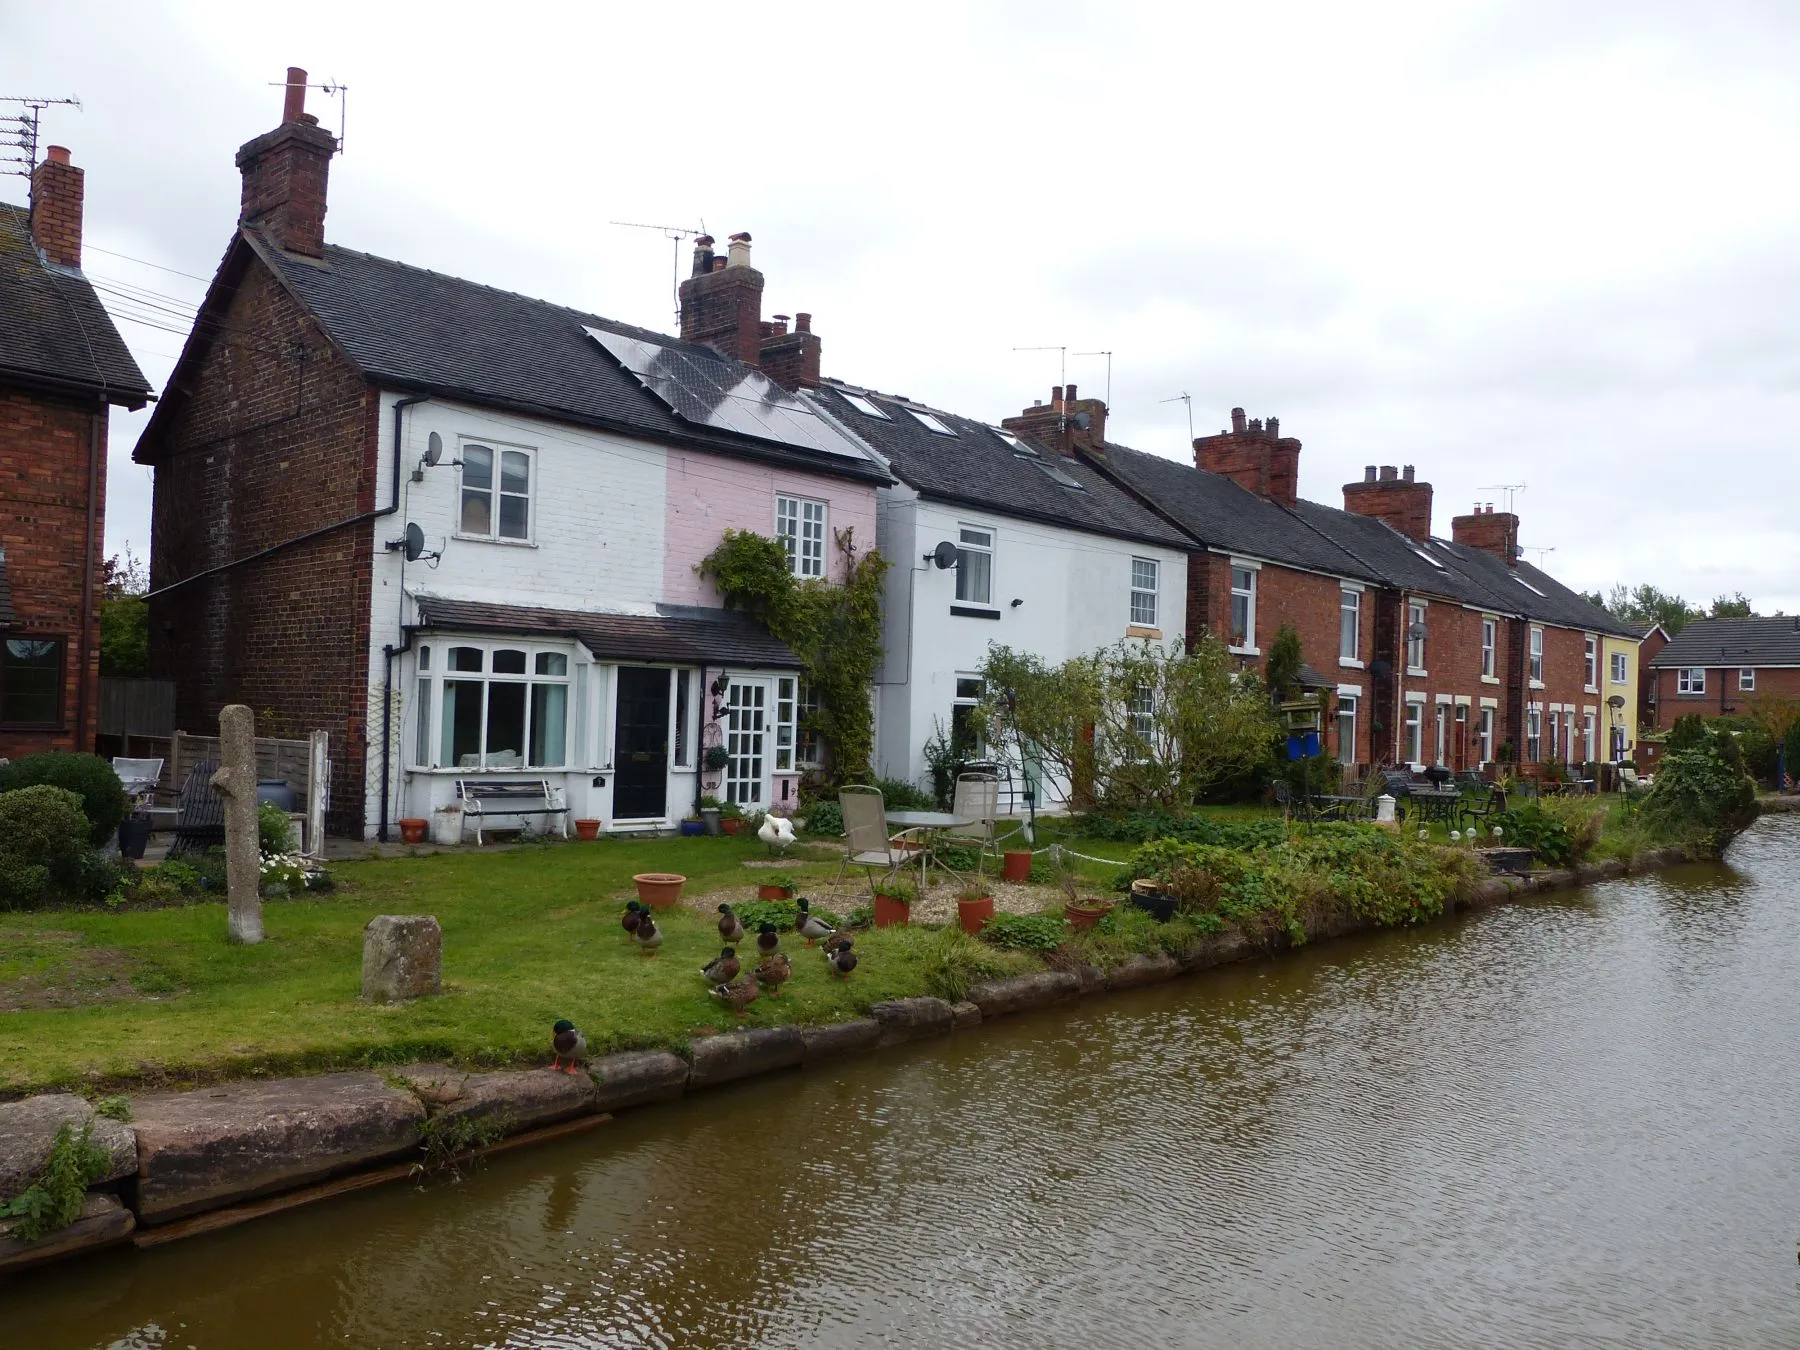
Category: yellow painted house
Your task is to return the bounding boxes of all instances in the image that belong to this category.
[1600,633,1640,761]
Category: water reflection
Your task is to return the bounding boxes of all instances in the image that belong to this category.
[9,816,1800,1349]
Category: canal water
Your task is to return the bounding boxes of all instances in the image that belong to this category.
[10,817,1800,1348]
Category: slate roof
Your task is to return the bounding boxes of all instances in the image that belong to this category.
[1648,616,1800,668]
[412,596,800,668]
[246,234,886,484]
[807,383,1190,549]
[0,202,149,406]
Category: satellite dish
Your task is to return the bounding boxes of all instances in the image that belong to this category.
[423,432,443,467]
[404,522,427,562]
[1607,694,1626,709]
[931,540,959,570]
[1071,410,1091,431]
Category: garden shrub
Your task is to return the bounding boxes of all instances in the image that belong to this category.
[0,785,92,910]
[1665,715,1710,753]
[0,752,126,846]
[1083,810,1289,850]
[1532,797,1608,863]
[917,926,1033,1001]
[980,911,1065,952]
[731,898,841,935]
[258,801,294,857]
[1491,804,1575,865]
[1642,745,1759,856]
[802,800,843,836]
[873,775,935,812]
[1785,720,1800,788]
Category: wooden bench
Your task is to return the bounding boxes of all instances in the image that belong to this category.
[454,779,569,845]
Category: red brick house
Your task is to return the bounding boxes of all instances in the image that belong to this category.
[1646,617,1800,732]
[0,147,151,758]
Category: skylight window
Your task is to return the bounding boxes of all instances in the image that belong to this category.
[839,392,890,420]
[1032,460,1086,491]
[1513,575,1547,597]
[1411,547,1447,571]
[995,428,1038,456]
[905,408,958,437]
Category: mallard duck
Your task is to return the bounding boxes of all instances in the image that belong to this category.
[796,898,835,947]
[550,1018,587,1074]
[756,921,781,957]
[755,950,792,996]
[621,900,644,936]
[634,913,663,955]
[710,972,761,1016]
[823,930,852,955]
[717,903,745,945]
[825,938,857,977]
[702,946,741,985]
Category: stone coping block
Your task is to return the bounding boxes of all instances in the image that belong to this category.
[0,1094,137,1204]
[394,1064,598,1135]
[870,997,955,1044]
[1106,953,1179,991]
[801,1019,881,1064]
[1463,877,1510,910]
[688,1027,804,1090]
[1073,964,1106,995]
[950,1001,982,1030]
[131,1071,425,1224]
[0,1192,134,1274]
[589,1051,689,1113]
[1177,932,1252,973]
[965,971,1080,1019]
[1535,869,1577,891]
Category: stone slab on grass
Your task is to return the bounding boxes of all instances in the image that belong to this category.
[965,971,1080,1019]
[0,1192,134,1274]
[131,1071,425,1224]
[870,997,955,1044]
[688,1026,804,1089]
[362,914,443,1003]
[0,1095,136,1203]
[589,1051,689,1113]
[800,1019,881,1064]
[395,1064,598,1136]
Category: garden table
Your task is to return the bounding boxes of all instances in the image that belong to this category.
[885,808,977,893]
[1405,787,1463,828]
[1314,795,1369,823]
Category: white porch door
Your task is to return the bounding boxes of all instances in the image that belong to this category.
[724,680,769,809]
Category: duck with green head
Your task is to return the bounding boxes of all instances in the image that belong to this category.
[796,898,835,947]
[550,1019,587,1074]
[702,946,740,985]
[634,912,663,955]
[717,903,745,945]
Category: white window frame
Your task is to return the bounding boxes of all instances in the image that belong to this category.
[456,439,536,544]
[795,681,823,769]
[1129,683,1156,741]
[1130,557,1160,628]
[1547,708,1561,763]
[421,638,573,771]
[1480,616,1498,682]
[1677,667,1706,695]
[1405,600,1428,675]
[839,392,889,420]
[1583,708,1597,763]
[1740,667,1756,692]
[1478,705,1495,764]
[1434,702,1450,767]
[775,494,828,579]
[1528,626,1545,687]
[955,524,995,607]
[1229,559,1260,654]
[952,673,986,755]
[906,407,958,436]
[775,675,798,772]
[1403,698,1425,765]
[1610,651,1628,684]
[1336,691,1358,765]
[1526,704,1542,762]
[1583,635,1598,691]
[1339,586,1362,665]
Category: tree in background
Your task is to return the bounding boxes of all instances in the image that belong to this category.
[98,546,148,678]
[1581,583,1763,635]
[1708,592,1754,618]
[1264,625,1304,704]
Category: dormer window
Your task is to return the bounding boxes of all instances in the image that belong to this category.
[840,392,889,420]
[906,408,957,436]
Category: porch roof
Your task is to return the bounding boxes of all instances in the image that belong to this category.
[411,597,801,669]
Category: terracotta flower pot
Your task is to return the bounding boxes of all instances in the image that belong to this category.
[1065,901,1109,931]
[1002,850,1033,883]
[632,872,687,908]
[757,884,794,901]
[873,893,912,928]
[957,894,995,935]
[398,818,428,845]
[721,818,745,837]
[574,819,602,841]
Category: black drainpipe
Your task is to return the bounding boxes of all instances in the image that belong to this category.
[377,395,430,842]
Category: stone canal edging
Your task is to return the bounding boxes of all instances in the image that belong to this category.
[0,845,1699,1276]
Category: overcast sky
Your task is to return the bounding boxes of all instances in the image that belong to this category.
[6,0,1798,610]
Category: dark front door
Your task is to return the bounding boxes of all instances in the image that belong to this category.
[614,668,670,819]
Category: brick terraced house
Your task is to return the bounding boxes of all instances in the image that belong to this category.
[1646,616,1800,732]
[137,73,887,837]
[0,146,151,758]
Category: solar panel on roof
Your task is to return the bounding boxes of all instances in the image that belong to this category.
[584,326,868,460]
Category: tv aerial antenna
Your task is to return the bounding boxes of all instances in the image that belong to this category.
[610,219,707,325]
[1160,392,1194,446]
[1521,545,1556,564]
[1014,345,1067,390]
[265,73,349,150]
[1074,350,1113,408]
[1477,482,1526,514]
[0,96,81,180]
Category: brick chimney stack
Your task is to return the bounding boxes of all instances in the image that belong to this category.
[1451,502,1520,566]
[1194,406,1301,507]
[759,309,822,391]
[29,145,83,268]
[1342,464,1434,541]
[1002,383,1108,457]
[236,66,337,257]
[680,231,765,365]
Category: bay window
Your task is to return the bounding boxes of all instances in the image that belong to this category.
[421,641,570,769]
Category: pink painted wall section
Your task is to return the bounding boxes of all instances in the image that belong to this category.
[662,448,881,606]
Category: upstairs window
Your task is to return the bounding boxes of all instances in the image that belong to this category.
[956,526,994,606]
[1528,627,1545,684]
[1481,618,1497,678]
[1230,565,1257,649]
[1584,635,1598,689]
[776,495,827,579]
[839,392,889,419]
[1610,651,1628,684]
[1739,667,1755,692]
[460,443,532,541]
[906,408,958,436]
[0,636,63,727]
[1677,667,1705,695]
[1130,558,1159,627]
[1339,588,1361,661]
[1406,601,1428,672]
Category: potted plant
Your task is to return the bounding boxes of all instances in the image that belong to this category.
[574,818,602,841]
[699,795,725,836]
[703,744,731,772]
[758,872,797,901]
[956,884,995,935]
[632,872,687,908]
[1002,848,1033,883]
[873,880,914,928]
[1128,877,1177,922]
[1057,853,1111,930]
[398,817,429,845]
[118,812,153,860]
[679,814,706,837]
[719,802,747,836]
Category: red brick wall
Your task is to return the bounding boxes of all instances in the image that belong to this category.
[1651,664,1800,732]
[0,386,105,756]
[145,255,377,832]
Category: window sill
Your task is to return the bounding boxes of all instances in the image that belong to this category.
[452,533,538,548]
[1338,657,1364,669]
[1480,674,1501,685]
[1583,685,1599,695]
[1529,680,1545,690]
[950,605,1002,620]
[1405,667,1428,678]
[1229,645,1261,657]
[1126,625,1163,640]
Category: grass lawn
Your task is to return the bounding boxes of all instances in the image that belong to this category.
[0,833,1082,1097]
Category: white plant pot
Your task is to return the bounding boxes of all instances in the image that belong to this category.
[431,803,465,846]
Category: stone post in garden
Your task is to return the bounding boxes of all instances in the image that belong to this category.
[210,703,264,945]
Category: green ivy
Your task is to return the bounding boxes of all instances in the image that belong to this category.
[697,527,890,783]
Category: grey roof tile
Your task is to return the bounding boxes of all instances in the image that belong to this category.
[1649,616,1800,668]
[413,596,800,668]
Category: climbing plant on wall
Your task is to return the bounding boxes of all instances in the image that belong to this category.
[697,527,890,783]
